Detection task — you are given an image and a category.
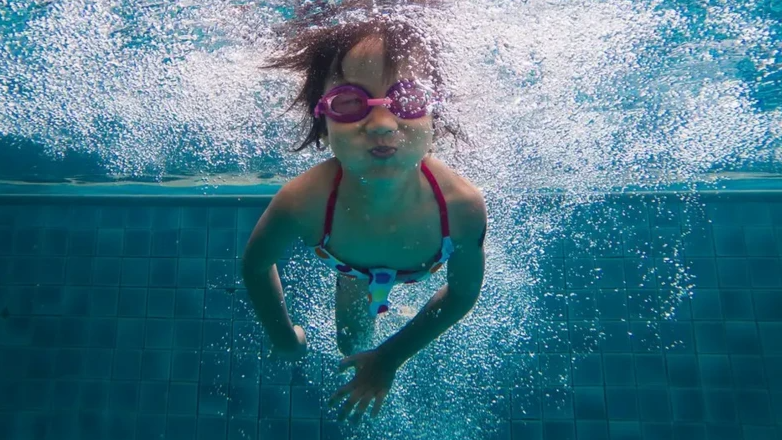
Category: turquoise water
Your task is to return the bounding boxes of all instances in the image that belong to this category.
[1,0,781,439]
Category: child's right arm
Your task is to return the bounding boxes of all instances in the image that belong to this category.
[242,185,306,356]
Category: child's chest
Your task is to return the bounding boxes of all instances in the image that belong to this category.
[318,202,444,273]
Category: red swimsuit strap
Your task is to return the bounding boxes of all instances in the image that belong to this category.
[321,160,450,240]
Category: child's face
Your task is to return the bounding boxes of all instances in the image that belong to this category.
[322,37,434,180]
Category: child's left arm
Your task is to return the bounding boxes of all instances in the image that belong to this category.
[377,190,488,369]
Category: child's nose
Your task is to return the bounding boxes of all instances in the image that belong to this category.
[364,104,399,135]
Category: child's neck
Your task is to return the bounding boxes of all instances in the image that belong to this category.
[338,165,425,216]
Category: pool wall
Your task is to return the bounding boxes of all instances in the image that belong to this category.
[0,191,781,440]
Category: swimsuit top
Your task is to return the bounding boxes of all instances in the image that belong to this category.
[309,160,454,315]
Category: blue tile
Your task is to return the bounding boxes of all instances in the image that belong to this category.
[66,257,93,284]
[147,288,175,317]
[228,418,257,440]
[56,317,87,347]
[124,229,151,256]
[716,259,750,288]
[89,318,117,348]
[749,258,782,287]
[117,288,147,317]
[145,319,174,349]
[0,228,10,254]
[69,206,99,228]
[713,227,746,256]
[136,414,166,440]
[18,380,51,410]
[175,289,204,318]
[290,419,320,440]
[109,381,138,412]
[149,258,178,287]
[623,226,652,257]
[99,207,126,228]
[511,387,541,419]
[637,388,670,422]
[720,289,754,320]
[754,291,782,321]
[623,258,657,289]
[608,421,642,440]
[635,354,666,386]
[542,387,574,419]
[689,289,722,320]
[641,422,673,440]
[576,421,609,440]
[79,381,110,410]
[151,230,179,257]
[735,390,772,424]
[153,207,180,229]
[731,355,766,389]
[544,421,575,440]
[121,258,149,287]
[291,386,322,419]
[606,387,638,420]
[90,287,119,316]
[236,230,252,258]
[173,320,203,349]
[742,426,780,440]
[626,290,658,320]
[772,392,782,425]
[228,382,260,418]
[744,227,778,256]
[202,320,231,351]
[672,424,705,440]
[595,259,625,289]
[141,350,171,381]
[258,419,289,440]
[112,350,142,380]
[182,208,208,228]
[27,349,55,379]
[670,388,704,422]
[13,228,41,254]
[139,381,168,413]
[208,229,236,258]
[706,202,741,225]
[97,229,124,256]
[201,351,230,384]
[126,209,152,228]
[260,386,291,418]
[180,229,207,258]
[11,258,36,284]
[540,321,569,353]
[574,387,606,420]
[600,321,631,353]
[725,321,762,355]
[570,321,601,353]
[682,225,714,257]
[232,321,261,353]
[82,348,113,379]
[42,229,68,255]
[168,382,198,414]
[740,202,773,225]
[33,286,63,315]
[205,289,234,319]
[93,258,121,286]
[37,258,66,285]
[693,322,727,354]
[703,389,737,423]
[198,384,229,416]
[598,289,628,320]
[178,259,206,288]
[759,322,782,354]
[209,208,237,229]
[171,351,201,382]
[52,380,81,409]
[766,357,782,392]
[539,291,568,320]
[69,230,96,256]
[512,421,542,440]
[603,354,635,386]
[566,258,596,289]
[77,411,104,438]
[54,348,82,378]
[539,353,571,386]
[651,226,682,258]
[666,355,700,387]
[207,259,236,288]
[567,292,597,320]
[116,319,145,348]
[166,415,197,440]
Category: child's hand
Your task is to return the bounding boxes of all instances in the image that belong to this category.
[329,349,398,423]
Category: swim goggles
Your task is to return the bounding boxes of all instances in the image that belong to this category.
[314,80,438,123]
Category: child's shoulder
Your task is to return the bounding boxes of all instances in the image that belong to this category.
[424,157,487,239]
[273,158,338,217]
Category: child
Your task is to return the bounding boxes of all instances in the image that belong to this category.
[242,0,487,423]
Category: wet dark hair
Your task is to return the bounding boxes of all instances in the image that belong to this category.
[264,0,468,152]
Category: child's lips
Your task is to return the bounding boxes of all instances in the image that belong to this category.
[369,146,397,158]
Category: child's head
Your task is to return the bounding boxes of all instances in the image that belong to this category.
[266,0,465,172]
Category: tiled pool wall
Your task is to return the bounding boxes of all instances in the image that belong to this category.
[0,192,781,440]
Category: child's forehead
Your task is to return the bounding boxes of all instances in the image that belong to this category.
[336,38,425,86]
